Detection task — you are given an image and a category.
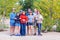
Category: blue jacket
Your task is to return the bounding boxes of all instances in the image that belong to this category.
[10,12,16,23]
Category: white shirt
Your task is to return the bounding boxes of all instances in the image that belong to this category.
[36,14,43,23]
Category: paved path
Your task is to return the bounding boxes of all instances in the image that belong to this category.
[0,19,60,40]
[0,31,60,40]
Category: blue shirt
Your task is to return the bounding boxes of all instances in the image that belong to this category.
[10,12,16,23]
[26,12,34,16]
[26,12,30,16]
[28,15,34,23]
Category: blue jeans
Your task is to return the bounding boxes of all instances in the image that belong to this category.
[37,23,42,35]
[20,23,26,36]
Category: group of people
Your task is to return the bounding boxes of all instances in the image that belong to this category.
[10,8,43,36]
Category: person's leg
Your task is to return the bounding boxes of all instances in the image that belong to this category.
[39,23,42,36]
[37,23,42,35]
[21,23,26,36]
[10,27,15,34]
[29,23,33,35]
[37,23,40,35]
[15,22,21,36]
[17,23,21,35]
[15,26,19,34]
[34,27,36,35]
[28,23,32,35]
[23,23,26,36]
[10,23,15,35]
[34,23,36,35]
[15,27,21,36]
[20,23,23,35]
[27,23,29,35]
[28,23,31,35]
[28,25,31,35]
[18,27,21,34]
[31,25,33,35]
[30,23,34,35]
[27,26,29,35]
[19,23,21,34]
[15,23,18,34]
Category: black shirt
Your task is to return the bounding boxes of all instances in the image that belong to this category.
[15,15,20,23]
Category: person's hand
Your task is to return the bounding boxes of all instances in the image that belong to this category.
[32,20,34,22]
[23,19,25,21]
[14,18,17,19]
[19,18,21,19]
[26,21,28,24]
[40,19,42,21]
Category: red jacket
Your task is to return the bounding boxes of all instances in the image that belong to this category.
[20,14,28,23]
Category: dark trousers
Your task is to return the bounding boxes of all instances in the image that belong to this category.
[20,23,26,36]
[37,23,42,35]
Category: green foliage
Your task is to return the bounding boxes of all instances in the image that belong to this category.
[19,0,33,10]
[56,19,60,32]
[0,0,60,31]
[33,0,60,31]
[0,23,9,29]
[0,0,22,17]
[56,26,60,32]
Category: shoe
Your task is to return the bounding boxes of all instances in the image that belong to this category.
[38,34,42,36]
[20,34,25,36]
[15,34,21,36]
[10,34,15,36]
[34,33,36,35]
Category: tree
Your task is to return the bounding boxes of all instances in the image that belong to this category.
[19,0,33,10]
[0,0,22,17]
[33,0,60,31]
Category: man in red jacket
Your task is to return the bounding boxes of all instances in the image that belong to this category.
[20,11,28,36]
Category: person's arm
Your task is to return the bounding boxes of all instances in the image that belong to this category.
[32,17,34,23]
[39,15,43,22]
[41,15,43,21]
[10,13,13,20]
[19,15,22,20]
[26,16,28,23]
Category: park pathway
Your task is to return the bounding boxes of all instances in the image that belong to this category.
[0,19,60,40]
[0,30,60,40]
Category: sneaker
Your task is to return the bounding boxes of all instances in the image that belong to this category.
[34,33,36,35]
[38,34,42,36]
[10,34,15,36]
[15,34,21,36]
